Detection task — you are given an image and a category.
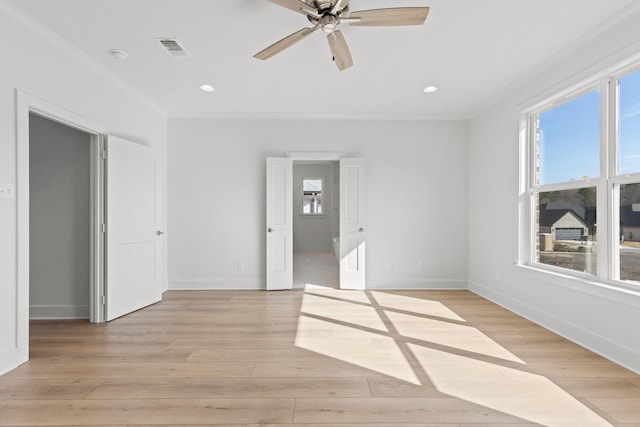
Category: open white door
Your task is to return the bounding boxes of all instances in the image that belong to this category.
[266,157,293,290]
[106,136,162,320]
[340,158,366,290]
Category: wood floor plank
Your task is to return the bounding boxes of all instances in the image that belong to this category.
[86,377,371,399]
[0,379,103,400]
[251,361,389,378]
[186,347,335,362]
[293,397,530,424]
[586,398,640,423]
[0,398,295,425]
[2,361,254,379]
[366,377,443,397]
[551,377,640,397]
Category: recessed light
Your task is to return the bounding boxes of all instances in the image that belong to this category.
[200,84,215,92]
[108,49,128,61]
[423,86,438,93]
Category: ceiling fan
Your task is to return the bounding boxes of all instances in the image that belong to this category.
[254,0,430,71]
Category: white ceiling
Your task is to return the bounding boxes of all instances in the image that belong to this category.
[8,0,639,118]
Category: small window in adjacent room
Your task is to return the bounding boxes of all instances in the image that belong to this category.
[302,178,323,214]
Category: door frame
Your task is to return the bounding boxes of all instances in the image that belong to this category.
[16,91,106,364]
[284,152,363,290]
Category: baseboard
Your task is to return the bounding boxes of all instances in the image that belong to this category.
[29,305,89,320]
[170,278,467,291]
[366,279,468,290]
[169,279,265,290]
[170,279,468,291]
[469,280,640,374]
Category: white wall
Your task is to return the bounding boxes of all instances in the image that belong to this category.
[168,119,468,290]
[0,3,167,375]
[29,114,91,319]
[293,162,334,253]
[468,8,640,373]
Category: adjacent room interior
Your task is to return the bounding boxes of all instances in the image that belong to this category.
[292,160,340,289]
[1,0,640,425]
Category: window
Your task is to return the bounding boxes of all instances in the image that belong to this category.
[302,178,323,214]
[620,183,640,282]
[524,65,640,287]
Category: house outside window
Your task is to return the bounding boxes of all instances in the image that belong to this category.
[523,62,640,287]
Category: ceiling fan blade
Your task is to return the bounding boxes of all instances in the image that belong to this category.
[327,30,353,71]
[254,27,318,60]
[266,0,319,17]
[349,7,430,26]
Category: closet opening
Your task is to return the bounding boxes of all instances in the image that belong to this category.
[28,112,102,323]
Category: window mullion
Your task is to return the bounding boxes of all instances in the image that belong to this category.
[595,78,611,280]
[608,77,621,281]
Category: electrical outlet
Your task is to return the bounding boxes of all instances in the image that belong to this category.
[385,262,392,271]
[417,262,424,270]
[238,261,245,271]
[0,184,15,199]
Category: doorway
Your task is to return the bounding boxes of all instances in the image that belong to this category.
[266,154,366,291]
[29,113,94,320]
[292,161,340,289]
[15,92,163,369]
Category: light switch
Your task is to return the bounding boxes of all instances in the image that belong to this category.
[0,184,15,199]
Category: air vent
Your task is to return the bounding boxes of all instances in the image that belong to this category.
[157,39,189,57]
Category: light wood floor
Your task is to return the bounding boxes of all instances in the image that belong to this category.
[1,288,639,426]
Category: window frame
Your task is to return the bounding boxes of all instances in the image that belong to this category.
[300,176,325,216]
[521,58,640,291]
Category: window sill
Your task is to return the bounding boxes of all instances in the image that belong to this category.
[515,263,640,308]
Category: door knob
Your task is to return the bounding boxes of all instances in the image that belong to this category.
[156,230,164,236]
[358,227,365,233]
[268,227,274,233]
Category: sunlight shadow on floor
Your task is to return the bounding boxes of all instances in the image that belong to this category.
[386,310,524,364]
[301,293,388,332]
[295,314,420,385]
[295,287,616,426]
[371,291,465,321]
[409,344,613,427]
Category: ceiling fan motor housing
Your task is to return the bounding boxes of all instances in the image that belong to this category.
[319,15,339,33]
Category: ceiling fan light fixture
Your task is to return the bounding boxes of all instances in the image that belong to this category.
[200,84,215,92]
[423,86,438,93]
[320,14,338,33]
[322,23,336,33]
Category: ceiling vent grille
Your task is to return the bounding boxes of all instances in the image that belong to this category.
[157,39,189,57]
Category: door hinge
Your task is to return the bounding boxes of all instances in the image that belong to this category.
[100,150,107,160]
[100,295,106,306]
[101,223,106,233]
